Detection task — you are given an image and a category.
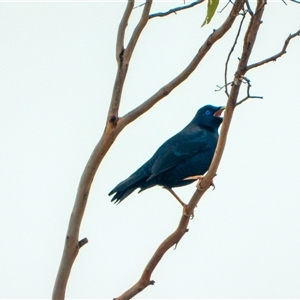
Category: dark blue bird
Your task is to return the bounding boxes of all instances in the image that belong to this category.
[109,105,224,208]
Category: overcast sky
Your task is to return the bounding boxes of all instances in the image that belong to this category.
[1,1,300,299]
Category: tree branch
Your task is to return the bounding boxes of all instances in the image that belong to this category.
[235,76,263,107]
[115,3,267,298]
[195,0,266,200]
[224,9,247,96]
[114,214,191,300]
[109,1,153,120]
[116,0,134,62]
[124,0,152,63]
[246,29,300,71]
[119,0,246,130]
[114,2,261,300]
[149,0,205,19]
[245,0,254,15]
[52,2,153,299]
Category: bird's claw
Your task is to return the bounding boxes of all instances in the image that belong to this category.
[184,174,216,190]
[183,205,194,220]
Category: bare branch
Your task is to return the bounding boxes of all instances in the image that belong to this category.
[116,1,134,62]
[194,0,266,200]
[115,14,269,289]
[52,131,118,300]
[119,0,246,130]
[52,2,153,299]
[246,29,300,71]
[224,9,247,96]
[78,238,88,249]
[134,2,146,9]
[215,82,232,92]
[235,76,263,107]
[109,0,153,121]
[245,0,254,15]
[115,214,191,300]
[124,0,152,63]
[218,0,233,14]
[149,0,205,19]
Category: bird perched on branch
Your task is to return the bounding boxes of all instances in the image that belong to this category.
[109,104,224,212]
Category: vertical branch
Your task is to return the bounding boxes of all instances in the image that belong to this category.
[108,0,152,121]
[52,1,153,299]
[124,0,152,63]
[116,0,134,62]
[194,0,266,198]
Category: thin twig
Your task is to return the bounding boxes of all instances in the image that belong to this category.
[224,9,247,96]
[246,29,300,71]
[149,0,205,19]
[218,0,233,13]
[235,76,263,107]
[134,2,146,9]
[215,82,232,92]
[245,0,254,15]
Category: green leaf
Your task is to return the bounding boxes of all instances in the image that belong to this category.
[201,0,219,27]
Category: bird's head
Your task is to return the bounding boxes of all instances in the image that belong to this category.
[193,105,225,131]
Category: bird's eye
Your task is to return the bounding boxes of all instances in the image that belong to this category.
[205,110,211,115]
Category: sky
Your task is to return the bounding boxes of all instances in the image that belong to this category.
[1,1,300,299]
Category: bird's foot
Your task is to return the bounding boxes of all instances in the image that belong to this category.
[165,187,194,219]
[183,204,194,220]
[184,174,216,190]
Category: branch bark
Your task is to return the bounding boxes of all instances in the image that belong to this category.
[149,0,205,19]
[52,0,278,299]
[115,1,268,299]
[119,0,246,130]
[246,29,300,71]
[52,2,153,299]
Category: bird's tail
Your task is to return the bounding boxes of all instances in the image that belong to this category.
[108,174,147,204]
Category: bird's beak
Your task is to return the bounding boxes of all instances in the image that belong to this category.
[214,106,225,117]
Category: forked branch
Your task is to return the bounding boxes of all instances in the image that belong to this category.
[246,29,300,71]
[116,0,134,61]
[119,0,246,130]
[115,2,267,299]
[52,2,153,299]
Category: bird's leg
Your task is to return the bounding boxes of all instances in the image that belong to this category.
[165,187,186,206]
[165,187,194,219]
[184,174,216,190]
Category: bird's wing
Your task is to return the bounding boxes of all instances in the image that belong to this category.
[149,127,210,179]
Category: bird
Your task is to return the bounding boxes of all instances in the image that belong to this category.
[109,104,224,212]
